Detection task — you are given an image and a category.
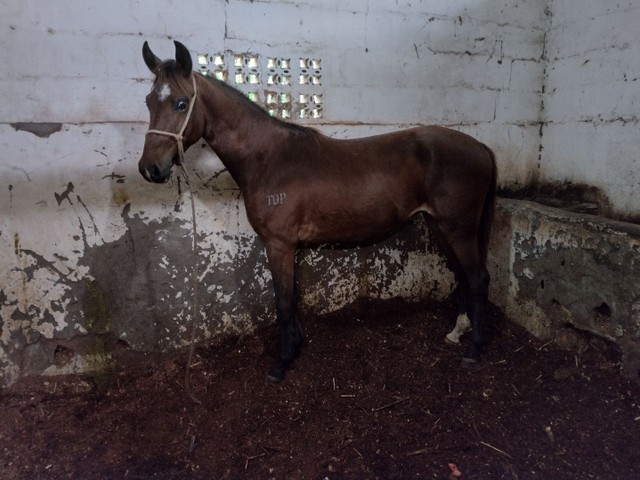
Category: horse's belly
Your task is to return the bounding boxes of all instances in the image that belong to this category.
[293,168,428,243]
[297,204,418,244]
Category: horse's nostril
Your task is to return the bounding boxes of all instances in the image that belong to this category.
[149,165,162,181]
[139,163,151,182]
[139,163,165,183]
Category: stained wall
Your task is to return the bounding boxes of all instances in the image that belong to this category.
[1,0,638,385]
[540,1,640,219]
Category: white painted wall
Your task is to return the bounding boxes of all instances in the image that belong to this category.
[541,1,640,218]
[1,0,546,172]
[1,0,638,385]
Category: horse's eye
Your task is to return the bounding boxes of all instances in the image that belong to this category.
[175,99,189,112]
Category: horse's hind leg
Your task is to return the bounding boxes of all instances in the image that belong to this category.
[264,240,304,383]
[464,264,490,363]
[423,216,474,345]
[441,227,490,362]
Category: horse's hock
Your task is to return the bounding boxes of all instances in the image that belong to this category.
[490,199,640,378]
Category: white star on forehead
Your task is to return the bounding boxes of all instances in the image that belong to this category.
[157,83,171,102]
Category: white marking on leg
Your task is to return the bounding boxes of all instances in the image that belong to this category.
[158,83,171,102]
[445,313,471,344]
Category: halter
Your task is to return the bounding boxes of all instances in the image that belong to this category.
[146,74,198,166]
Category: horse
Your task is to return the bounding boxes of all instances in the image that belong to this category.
[138,41,497,382]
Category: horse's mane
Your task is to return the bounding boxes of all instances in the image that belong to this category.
[200,73,317,139]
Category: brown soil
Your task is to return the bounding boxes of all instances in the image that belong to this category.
[2,299,639,479]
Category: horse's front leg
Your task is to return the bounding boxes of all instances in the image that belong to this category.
[265,240,304,383]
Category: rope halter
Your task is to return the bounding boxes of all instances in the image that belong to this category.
[146,74,198,166]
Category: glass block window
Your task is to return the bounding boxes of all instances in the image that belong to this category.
[196,50,324,121]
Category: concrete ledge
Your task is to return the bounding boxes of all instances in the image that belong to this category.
[490,198,640,378]
[3,196,639,386]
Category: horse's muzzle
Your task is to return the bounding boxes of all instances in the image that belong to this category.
[139,162,171,183]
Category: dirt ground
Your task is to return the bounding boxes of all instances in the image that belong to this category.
[2,298,639,479]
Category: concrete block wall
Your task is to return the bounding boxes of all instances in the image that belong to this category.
[540,1,640,219]
[1,0,639,385]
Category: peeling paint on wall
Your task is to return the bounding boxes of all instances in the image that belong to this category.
[490,199,640,378]
[297,217,455,315]
[10,122,63,138]
[1,186,455,386]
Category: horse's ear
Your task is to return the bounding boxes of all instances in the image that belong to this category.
[142,41,161,74]
[174,41,193,77]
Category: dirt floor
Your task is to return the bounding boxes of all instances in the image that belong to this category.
[2,298,639,479]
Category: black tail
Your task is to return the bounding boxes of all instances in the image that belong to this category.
[478,145,497,262]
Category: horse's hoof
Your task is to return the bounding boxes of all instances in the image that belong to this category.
[461,356,479,367]
[266,372,283,383]
[266,364,285,383]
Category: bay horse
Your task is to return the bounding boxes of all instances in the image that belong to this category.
[138,41,497,382]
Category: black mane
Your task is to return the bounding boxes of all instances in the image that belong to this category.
[199,70,314,137]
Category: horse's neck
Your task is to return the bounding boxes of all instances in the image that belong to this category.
[198,77,289,190]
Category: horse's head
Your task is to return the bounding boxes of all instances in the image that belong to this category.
[139,41,201,183]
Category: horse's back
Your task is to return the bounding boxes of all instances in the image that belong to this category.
[305,125,494,201]
[314,125,491,168]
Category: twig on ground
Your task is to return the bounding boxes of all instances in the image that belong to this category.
[537,340,554,351]
[372,397,409,412]
[406,447,429,457]
[480,441,513,459]
[244,452,266,470]
[544,426,555,443]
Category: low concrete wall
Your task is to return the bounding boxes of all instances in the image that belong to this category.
[5,194,639,387]
[0,205,456,387]
[490,199,640,378]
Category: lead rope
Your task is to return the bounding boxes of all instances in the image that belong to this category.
[180,163,202,406]
[146,75,202,404]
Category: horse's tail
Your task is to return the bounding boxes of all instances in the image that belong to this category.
[478,145,497,262]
